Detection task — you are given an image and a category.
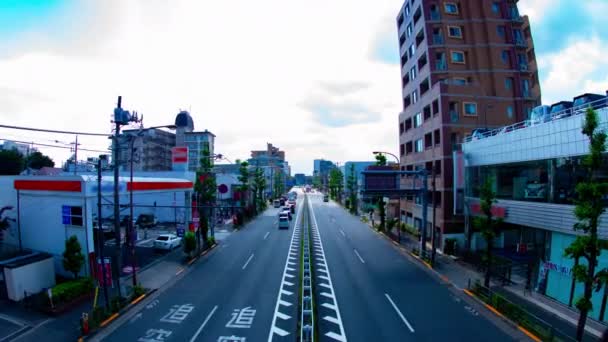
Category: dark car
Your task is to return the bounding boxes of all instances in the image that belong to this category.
[572,93,606,114]
[549,101,573,120]
[136,214,158,228]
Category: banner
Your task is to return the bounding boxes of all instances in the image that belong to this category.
[96,257,112,287]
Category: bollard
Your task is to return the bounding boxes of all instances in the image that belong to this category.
[81,312,89,335]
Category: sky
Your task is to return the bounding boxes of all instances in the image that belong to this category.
[0,0,607,175]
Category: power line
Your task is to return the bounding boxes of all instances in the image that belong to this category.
[0,124,109,137]
[2,139,109,153]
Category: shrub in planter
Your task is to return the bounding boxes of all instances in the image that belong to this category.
[131,284,146,300]
[183,231,196,258]
[49,277,94,306]
[206,236,216,246]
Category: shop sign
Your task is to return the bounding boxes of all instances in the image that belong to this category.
[542,261,572,277]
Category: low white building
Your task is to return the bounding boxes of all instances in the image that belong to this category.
[0,175,193,277]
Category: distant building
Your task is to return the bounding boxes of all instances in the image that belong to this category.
[174,111,216,172]
[1,140,36,156]
[119,128,175,172]
[248,143,287,197]
[313,159,336,190]
[294,173,306,185]
[343,161,375,211]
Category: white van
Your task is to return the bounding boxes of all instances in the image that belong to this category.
[278,216,289,229]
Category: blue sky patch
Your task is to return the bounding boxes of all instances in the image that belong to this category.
[0,0,70,36]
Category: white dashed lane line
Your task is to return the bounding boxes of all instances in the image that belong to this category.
[353,249,365,264]
[385,293,415,333]
[264,231,270,240]
[242,253,254,270]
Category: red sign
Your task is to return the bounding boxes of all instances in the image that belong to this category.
[218,184,228,194]
[470,203,507,218]
[172,147,188,163]
[96,258,112,287]
[191,199,199,232]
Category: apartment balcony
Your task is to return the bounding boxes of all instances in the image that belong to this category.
[435,60,447,71]
[432,34,444,45]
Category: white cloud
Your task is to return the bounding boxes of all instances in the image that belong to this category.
[518,0,553,23]
[0,0,404,174]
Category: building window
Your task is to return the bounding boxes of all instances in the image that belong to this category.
[434,129,441,145]
[505,77,513,90]
[400,122,405,134]
[409,43,416,58]
[463,102,477,116]
[497,25,505,38]
[407,23,413,37]
[522,79,530,97]
[444,2,459,14]
[414,112,422,127]
[492,2,501,14]
[423,105,432,121]
[415,139,424,153]
[425,132,433,148]
[406,141,413,154]
[405,3,410,16]
[453,78,467,85]
[403,95,411,109]
[412,90,419,104]
[432,99,439,115]
[405,118,412,131]
[410,66,417,81]
[434,160,442,175]
[450,50,465,63]
[507,106,514,118]
[501,50,510,64]
[400,143,405,156]
[62,205,83,226]
[449,101,459,122]
[447,26,463,38]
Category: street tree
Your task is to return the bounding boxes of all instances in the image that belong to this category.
[62,235,85,279]
[251,167,267,213]
[273,171,285,198]
[25,151,54,169]
[564,108,608,341]
[375,154,387,230]
[237,161,250,208]
[194,144,216,247]
[0,150,24,175]
[328,168,344,202]
[312,174,321,189]
[473,177,502,288]
[346,164,358,214]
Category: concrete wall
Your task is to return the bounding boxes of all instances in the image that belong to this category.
[5,257,55,301]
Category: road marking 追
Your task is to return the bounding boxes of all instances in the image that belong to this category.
[339,229,345,237]
[385,293,415,333]
[189,305,218,342]
[242,253,255,270]
[352,249,366,264]
[263,231,270,240]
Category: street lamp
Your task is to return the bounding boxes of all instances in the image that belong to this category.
[123,124,176,288]
[373,151,402,243]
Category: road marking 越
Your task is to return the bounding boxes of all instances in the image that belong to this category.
[242,253,254,270]
[189,305,218,342]
[353,249,365,264]
[264,232,270,240]
[385,293,415,333]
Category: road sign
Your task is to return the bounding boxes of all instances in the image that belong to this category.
[96,257,112,287]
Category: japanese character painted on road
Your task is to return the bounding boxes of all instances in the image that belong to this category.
[137,328,172,342]
[225,306,256,328]
[160,304,195,324]
[217,336,246,342]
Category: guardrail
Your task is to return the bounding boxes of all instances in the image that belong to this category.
[464,97,608,143]
[300,197,314,341]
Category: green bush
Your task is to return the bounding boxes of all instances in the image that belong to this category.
[400,223,421,237]
[444,238,457,255]
[89,306,109,329]
[183,231,196,257]
[207,236,216,246]
[361,216,369,223]
[50,277,93,305]
[110,296,126,313]
[131,284,145,299]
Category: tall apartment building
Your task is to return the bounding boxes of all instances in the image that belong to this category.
[396,0,541,246]
[119,128,175,171]
[249,143,287,196]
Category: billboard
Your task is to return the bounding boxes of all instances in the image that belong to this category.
[172,147,188,171]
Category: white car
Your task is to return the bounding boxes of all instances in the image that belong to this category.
[154,234,182,250]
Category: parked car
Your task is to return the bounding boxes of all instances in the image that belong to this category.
[323,194,329,202]
[279,198,286,206]
[549,101,573,120]
[572,93,607,114]
[273,199,281,208]
[154,234,181,250]
[529,105,550,125]
[278,216,290,229]
[136,214,158,228]
[288,202,296,213]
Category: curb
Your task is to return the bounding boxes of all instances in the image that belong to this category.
[462,288,542,342]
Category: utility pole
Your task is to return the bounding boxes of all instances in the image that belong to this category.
[431,164,437,266]
[97,158,109,308]
[113,96,123,298]
[129,141,138,287]
[71,135,80,175]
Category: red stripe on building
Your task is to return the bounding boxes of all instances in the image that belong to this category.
[127,181,193,191]
[14,180,82,192]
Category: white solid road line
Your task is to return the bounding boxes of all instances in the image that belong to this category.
[242,253,255,270]
[189,305,218,342]
[385,293,415,333]
[353,249,365,264]
[264,231,270,240]
[339,229,346,237]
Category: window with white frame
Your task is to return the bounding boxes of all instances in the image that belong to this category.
[410,66,417,81]
[447,26,462,38]
[444,2,459,14]
[413,112,422,127]
[450,50,465,63]
[415,139,424,152]
[412,90,419,104]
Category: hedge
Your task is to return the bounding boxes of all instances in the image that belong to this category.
[49,277,94,305]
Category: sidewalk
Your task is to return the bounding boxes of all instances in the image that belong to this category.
[364,217,606,341]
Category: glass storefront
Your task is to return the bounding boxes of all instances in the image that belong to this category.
[466,155,606,204]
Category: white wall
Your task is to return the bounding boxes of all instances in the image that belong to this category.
[5,257,55,301]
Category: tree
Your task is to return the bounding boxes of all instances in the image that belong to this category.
[25,151,54,169]
[62,235,84,279]
[347,164,358,215]
[312,174,321,189]
[237,161,250,208]
[194,144,216,248]
[0,150,24,175]
[375,154,387,230]
[251,167,267,213]
[273,171,285,198]
[473,177,502,288]
[564,108,608,341]
[328,168,344,202]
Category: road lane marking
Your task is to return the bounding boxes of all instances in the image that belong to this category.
[263,231,270,240]
[385,293,415,333]
[339,229,345,237]
[189,305,218,342]
[242,253,255,270]
[175,267,185,275]
[353,249,365,264]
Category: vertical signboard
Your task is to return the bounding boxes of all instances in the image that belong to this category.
[172,147,188,172]
[96,257,112,287]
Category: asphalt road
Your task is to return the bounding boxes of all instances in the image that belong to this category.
[97,198,304,342]
[307,193,520,342]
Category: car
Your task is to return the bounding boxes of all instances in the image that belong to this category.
[136,214,158,228]
[572,93,607,114]
[279,198,286,206]
[288,202,296,213]
[281,208,292,220]
[529,105,550,125]
[278,216,290,229]
[549,101,573,120]
[273,200,281,208]
[154,234,182,250]
[323,194,329,202]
